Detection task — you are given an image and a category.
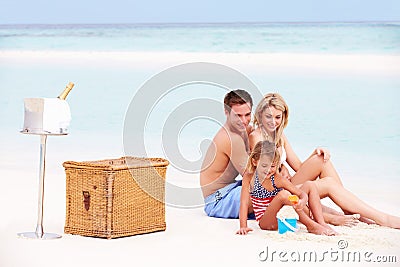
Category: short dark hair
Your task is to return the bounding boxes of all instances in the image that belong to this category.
[224,89,253,112]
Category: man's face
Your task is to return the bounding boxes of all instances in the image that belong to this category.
[225,103,252,133]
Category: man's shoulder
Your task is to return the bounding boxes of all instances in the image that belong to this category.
[214,126,244,145]
[212,127,247,157]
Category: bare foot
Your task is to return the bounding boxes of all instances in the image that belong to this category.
[321,223,339,235]
[361,214,400,229]
[359,216,376,225]
[322,205,344,216]
[383,214,400,229]
[307,223,337,236]
[343,211,375,225]
[324,213,360,227]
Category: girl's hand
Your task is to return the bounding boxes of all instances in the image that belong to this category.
[293,197,307,211]
[315,147,330,162]
[236,227,253,235]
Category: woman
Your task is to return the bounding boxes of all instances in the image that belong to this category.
[249,93,400,229]
[250,93,341,186]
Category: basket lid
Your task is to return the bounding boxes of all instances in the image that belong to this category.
[63,156,169,170]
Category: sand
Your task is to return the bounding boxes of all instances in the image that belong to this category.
[1,50,399,267]
[1,135,399,267]
[1,50,399,76]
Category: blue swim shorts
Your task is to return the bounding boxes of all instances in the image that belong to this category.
[204,180,255,219]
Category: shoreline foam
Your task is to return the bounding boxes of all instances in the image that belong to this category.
[1,50,399,76]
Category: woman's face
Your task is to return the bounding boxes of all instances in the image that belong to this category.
[261,105,283,133]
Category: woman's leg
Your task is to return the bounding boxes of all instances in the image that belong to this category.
[294,183,359,226]
[315,177,400,229]
[290,154,343,186]
[323,211,360,227]
[301,203,360,227]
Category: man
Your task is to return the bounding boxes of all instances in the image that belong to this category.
[200,89,254,218]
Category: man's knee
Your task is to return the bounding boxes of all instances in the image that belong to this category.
[310,154,325,166]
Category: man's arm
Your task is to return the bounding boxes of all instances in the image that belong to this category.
[226,132,249,176]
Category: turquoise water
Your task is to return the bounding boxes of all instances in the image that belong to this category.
[0,22,399,186]
[1,22,400,54]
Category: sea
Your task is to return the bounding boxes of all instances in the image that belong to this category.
[0,22,399,194]
[0,22,399,53]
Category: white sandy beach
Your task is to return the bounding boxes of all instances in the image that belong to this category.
[1,134,400,267]
[1,50,400,76]
[1,50,400,267]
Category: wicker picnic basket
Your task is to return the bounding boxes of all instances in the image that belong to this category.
[63,156,168,239]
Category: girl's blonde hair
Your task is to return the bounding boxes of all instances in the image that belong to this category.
[254,93,289,147]
[247,141,281,191]
[246,140,280,173]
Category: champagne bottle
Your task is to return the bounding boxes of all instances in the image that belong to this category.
[57,82,75,100]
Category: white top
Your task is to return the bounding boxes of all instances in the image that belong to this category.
[280,142,292,173]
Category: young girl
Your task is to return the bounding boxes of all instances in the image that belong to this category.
[236,140,337,236]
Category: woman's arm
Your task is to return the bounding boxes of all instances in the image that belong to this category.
[282,134,302,172]
[236,172,253,235]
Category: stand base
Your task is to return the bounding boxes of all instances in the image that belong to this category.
[18,232,62,240]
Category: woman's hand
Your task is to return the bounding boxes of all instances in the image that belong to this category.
[236,227,253,235]
[315,147,330,162]
[279,164,292,181]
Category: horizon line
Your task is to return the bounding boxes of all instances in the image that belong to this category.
[1,20,399,27]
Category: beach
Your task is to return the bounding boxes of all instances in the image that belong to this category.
[1,48,400,267]
[2,50,399,74]
[1,22,400,266]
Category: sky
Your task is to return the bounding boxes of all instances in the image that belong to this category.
[1,0,400,24]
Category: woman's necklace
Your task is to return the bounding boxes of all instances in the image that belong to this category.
[261,127,275,143]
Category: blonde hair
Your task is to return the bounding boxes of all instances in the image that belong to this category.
[254,93,289,147]
[246,140,280,174]
[247,141,280,191]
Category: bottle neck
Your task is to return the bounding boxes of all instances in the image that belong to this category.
[58,82,74,100]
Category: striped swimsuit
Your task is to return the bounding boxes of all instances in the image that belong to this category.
[250,173,282,221]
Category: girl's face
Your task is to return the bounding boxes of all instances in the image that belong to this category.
[261,106,283,133]
[253,154,277,179]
